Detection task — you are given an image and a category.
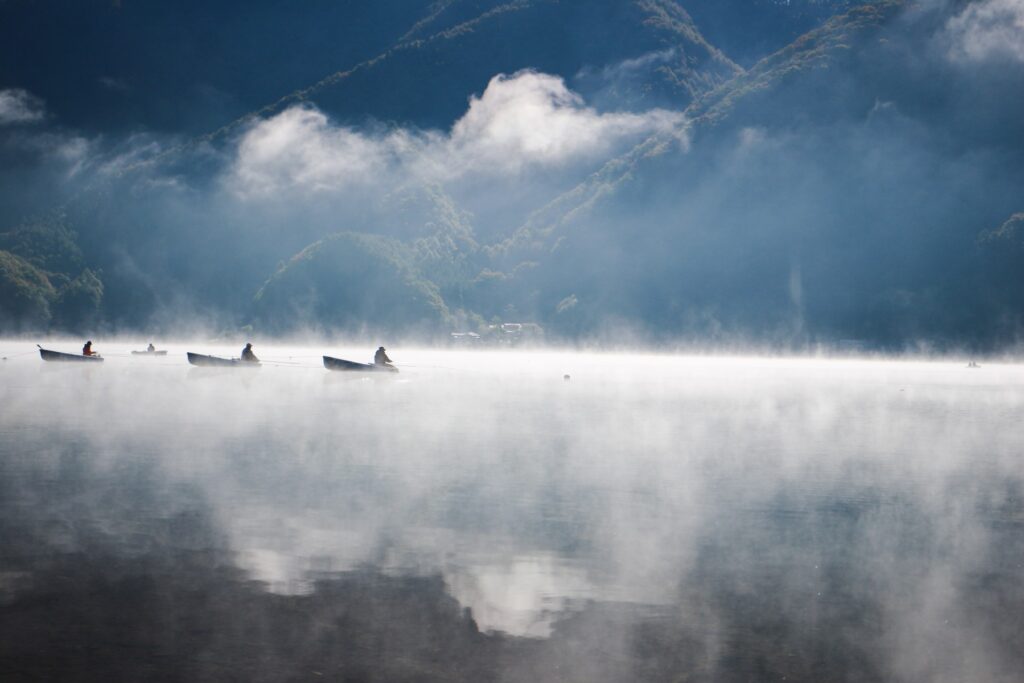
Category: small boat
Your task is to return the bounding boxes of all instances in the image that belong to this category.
[187,352,260,368]
[39,347,103,363]
[323,356,399,373]
[131,349,168,356]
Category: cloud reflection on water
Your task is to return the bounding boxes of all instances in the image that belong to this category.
[1,342,1022,680]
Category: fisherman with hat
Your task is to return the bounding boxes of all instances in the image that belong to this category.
[241,342,259,363]
[374,346,393,368]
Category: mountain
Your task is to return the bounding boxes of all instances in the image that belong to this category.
[251,184,481,335]
[686,0,907,128]
[0,0,742,138]
[1,0,1022,349]
[464,0,1024,348]
[473,1,913,337]
[0,213,103,332]
[252,232,451,335]
[177,0,744,155]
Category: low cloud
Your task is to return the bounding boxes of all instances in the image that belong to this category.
[945,0,1024,63]
[446,71,683,173]
[0,126,93,177]
[0,88,46,125]
[230,106,425,196]
[229,71,685,197]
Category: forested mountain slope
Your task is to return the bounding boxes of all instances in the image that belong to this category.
[1,0,1021,348]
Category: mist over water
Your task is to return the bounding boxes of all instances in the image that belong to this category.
[2,341,1023,681]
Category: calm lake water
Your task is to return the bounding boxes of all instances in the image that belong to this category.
[1,341,1022,682]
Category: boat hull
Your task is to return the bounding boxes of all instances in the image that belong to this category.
[187,352,260,368]
[323,356,399,373]
[131,350,168,356]
[39,348,103,362]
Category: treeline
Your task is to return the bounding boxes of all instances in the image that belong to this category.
[0,212,104,333]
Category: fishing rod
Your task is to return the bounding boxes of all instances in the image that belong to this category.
[393,362,478,373]
[1,347,42,360]
[241,360,324,370]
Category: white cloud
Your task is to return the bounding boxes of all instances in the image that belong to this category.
[0,126,93,177]
[52,136,92,177]
[229,71,685,197]
[230,106,428,196]
[0,88,46,125]
[447,71,683,173]
[945,0,1024,63]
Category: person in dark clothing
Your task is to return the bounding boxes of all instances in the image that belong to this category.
[82,341,95,356]
[241,342,259,362]
[374,346,392,367]
[147,343,155,352]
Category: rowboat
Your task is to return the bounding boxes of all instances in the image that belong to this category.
[187,352,260,368]
[39,348,103,362]
[323,356,399,373]
[131,349,168,356]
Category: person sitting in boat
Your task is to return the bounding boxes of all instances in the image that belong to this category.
[374,346,393,367]
[241,342,259,363]
[147,343,155,352]
[82,341,95,356]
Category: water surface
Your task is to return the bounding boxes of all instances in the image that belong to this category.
[1,341,1022,681]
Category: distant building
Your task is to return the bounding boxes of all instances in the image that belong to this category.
[450,332,481,345]
[452,322,544,346]
[491,322,543,345]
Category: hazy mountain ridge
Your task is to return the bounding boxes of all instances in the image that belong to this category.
[164,0,751,336]
[457,0,1024,346]
[301,0,742,127]
[252,184,484,334]
[494,0,909,260]
[166,0,740,156]
[686,0,906,128]
[0,0,857,134]
[252,232,453,335]
[471,1,911,333]
[2,0,1022,347]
